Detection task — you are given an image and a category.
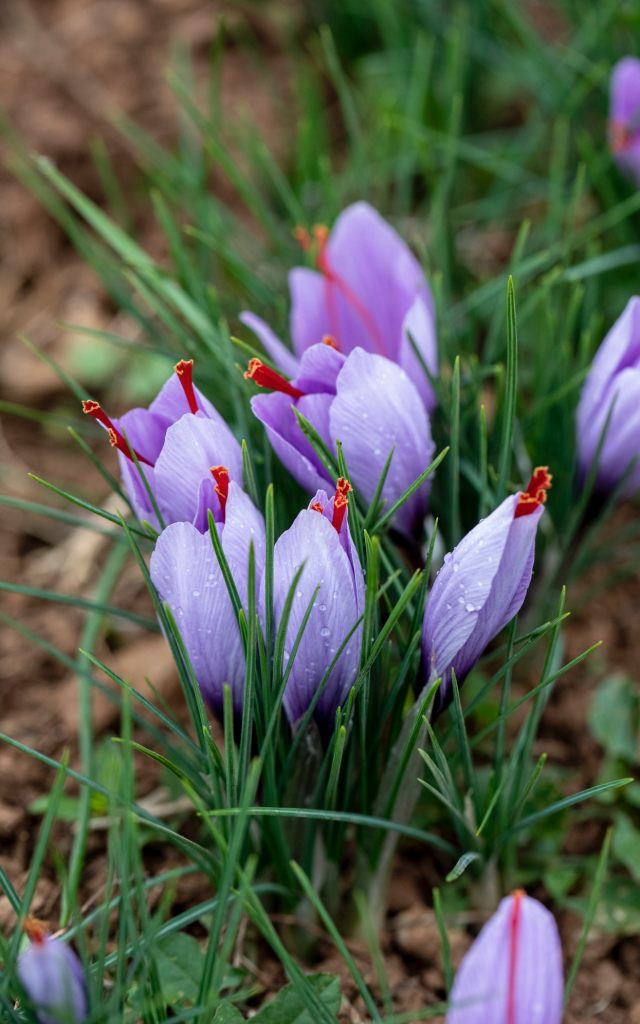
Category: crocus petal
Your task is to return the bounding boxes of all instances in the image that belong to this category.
[327,201,435,361]
[588,366,640,494]
[239,311,301,379]
[399,294,438,415]
[611,57,640,125]
[153,414,243,527]
[149,370,223,425]
[447,893,563,1024]
[18,936,87,1024]
[330,348,435,536]
[150,520,246,713]
[289,267,332,357]
[268,508,364,727]
[250,393,331,496]
[219,482,266,601]
[192,475,223,533]
[117,455,160,532]
[295,342,346,394]
[115,408,172,464]
[423,495,544,712]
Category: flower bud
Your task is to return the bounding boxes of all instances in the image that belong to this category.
[609,57,640,186]
[17,919,87,1024]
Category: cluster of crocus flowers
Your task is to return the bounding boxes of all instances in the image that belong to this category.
[17,918,87,1024]
[609,56,640,186]
[240,201,439,414]
[423,468,551,714]
[83,359,243,533]
[446,891,563,1023]
[576,296,640,496]
[245,341,435,537]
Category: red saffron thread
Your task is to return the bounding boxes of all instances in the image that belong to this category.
[507,890,524,1024]
[322,334,339,350]
[174,359,199,414]
[211,465,229,521]
[244,359,305,399]
[24,917,47,945]
[514,466,552,518]
[310,501,325,513]
[332,477,353,534]
[82,401,154,466]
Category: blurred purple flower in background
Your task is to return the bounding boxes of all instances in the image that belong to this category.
[18,919,87,1024]
[576,296,640,495]
[83,359,242,532]
[245,343,435,537]
[446,891,563,1024]
[423,469,551,713]
[240,201,438,413]
[150,482,265,714]
[264,479,365,728]
[609,56,640,186]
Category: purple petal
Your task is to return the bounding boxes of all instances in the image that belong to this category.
[250,393,332,496]
[149,371,226,426]
[330,348,435,536]
[114,408,172,464]
[118,455,160,531]
[289,266,332,357]
[18,936,87,1024]
[150,520,246,713]
[192,475,224,533]
[269,508,364,726]
[399,295,439,415]
[611,56,640,125]
[153,414,243,527]
[294,342,346,394]
[220,482,266,600]
[447,894,563,1024]
[239,311,301,379]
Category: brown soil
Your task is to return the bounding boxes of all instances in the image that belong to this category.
[0,2,639,1020]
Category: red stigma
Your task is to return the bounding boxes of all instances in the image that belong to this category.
[322,334,339,350]
[83,400,154,466]
[244,359,305,399]
[24,917,47,945]
[312,224,385,357]
[310,501,325,513]
[174,359,199,414]
[211,465,229,521]
[507,890,524,1024]
[331,477,352,534]
[514,466,552,519]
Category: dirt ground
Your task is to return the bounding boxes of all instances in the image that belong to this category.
[0,2,639,1020]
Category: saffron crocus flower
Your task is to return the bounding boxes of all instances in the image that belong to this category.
[17,918,87,1024]
[609,57,640,187]
[446,891,563,1023]
[264,480,365,728]
[576,296,640,495]
[240,201,438,413]
[245,342,435,537]
[150,482,265,714]
[422,468,551,713]
[83,359,242,532]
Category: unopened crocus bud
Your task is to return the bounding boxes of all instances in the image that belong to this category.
[422,469,551,714]
[240,200,438,413]
[17,919,87,1024]
[150,483,265,714]
[609,57,640,186]
[82,359,242,532]
[446,891,563,1023]
[264,481,365,728]
[246,342,435,536]
[576,296,640,495]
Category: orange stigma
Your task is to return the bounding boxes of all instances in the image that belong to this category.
[211,465,229,520]
[322,334,339,350]
[293,225,312,252]
[310,500,325,513]
[332,477,352,534]
[24,917,47,945]
[514,467,552,519]
[244,359,305,399]
[82,400,154,466]
[174,359,199,414]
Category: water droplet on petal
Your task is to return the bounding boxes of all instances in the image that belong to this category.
[453,563,459,573]
[466,603,474,612]
[320,626,330,637]
[319,604,327,612]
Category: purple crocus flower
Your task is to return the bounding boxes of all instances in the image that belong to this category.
[609,56,640,186]
[18,920,87,1024]
[240,201,438,413]
[150,481,265,714]
[446,891,563,1023]
[83,359,242,533]
[244,342,435,537]
[423,469,551,713]
[264,480,365,728]
[576,296,640,495]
